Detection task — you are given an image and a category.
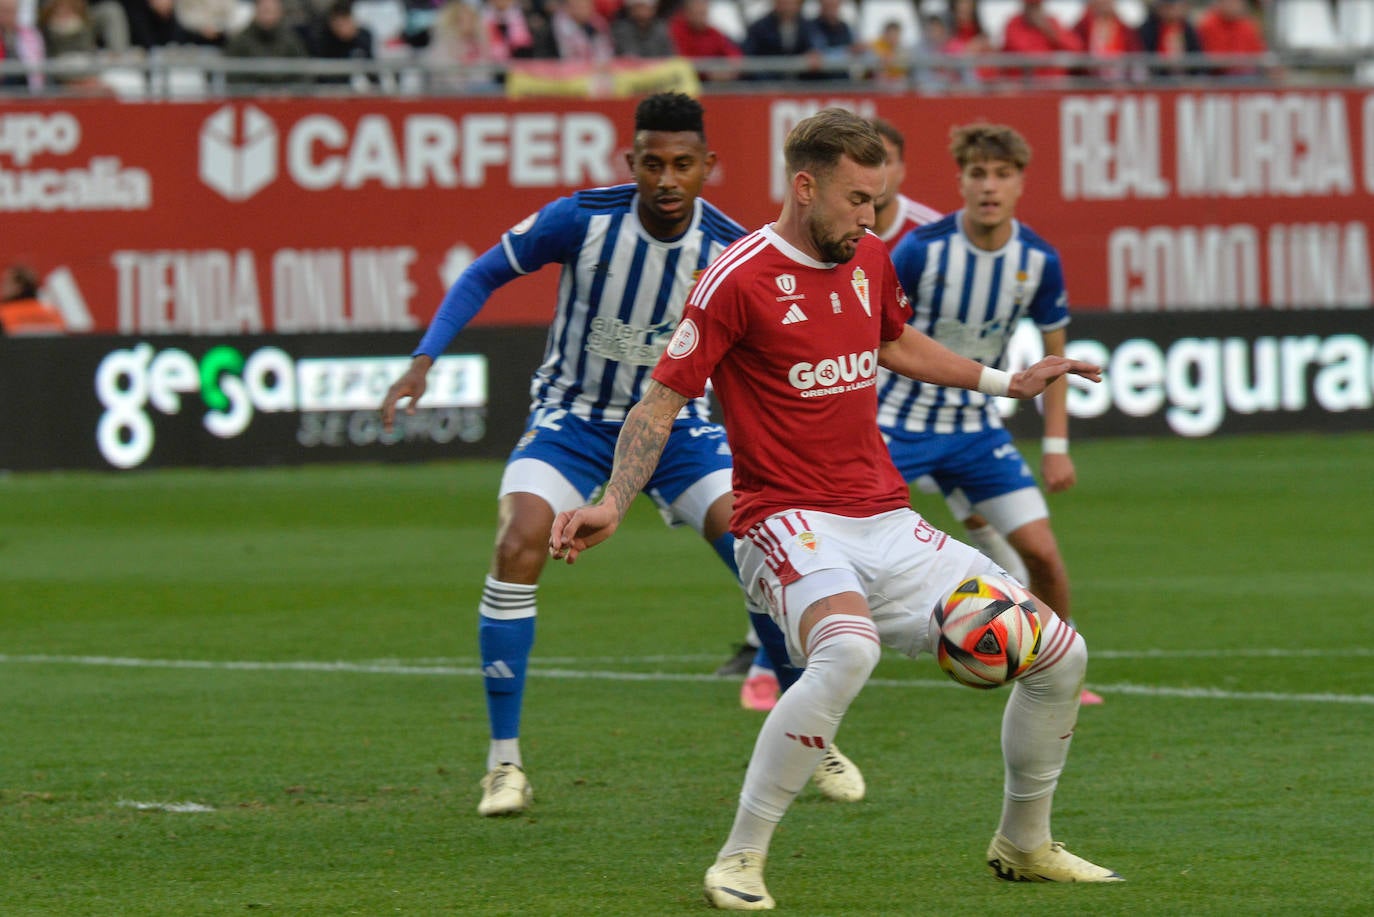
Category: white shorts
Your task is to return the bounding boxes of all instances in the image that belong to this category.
[498,458,731,535]
[735,507,1005,665]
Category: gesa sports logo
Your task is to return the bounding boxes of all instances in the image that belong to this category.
[94,344,485,469]
[787,349,879,396]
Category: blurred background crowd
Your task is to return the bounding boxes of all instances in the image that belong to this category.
[0,0,1329,94]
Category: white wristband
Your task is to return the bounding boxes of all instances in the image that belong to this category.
[1042,437,1069,455]
[976,366,1010,397]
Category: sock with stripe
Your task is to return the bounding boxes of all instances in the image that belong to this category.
[478,575,537,771]
[997,613,1087,850]
[720,615,880,857]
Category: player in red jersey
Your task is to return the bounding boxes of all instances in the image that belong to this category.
[869,116,944,249]
[550,109,1121,909]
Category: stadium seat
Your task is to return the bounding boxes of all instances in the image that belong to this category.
[976,0,1018,47]
[857,0,920,45]
[1275,0,1339,49]
[708,0,747,41]
[1044,0,1084,30]
[801,0,858,24]
[739,0,770,25]
[351,0,406,57]
[99,67,147,99]
[1339,0,1374,46]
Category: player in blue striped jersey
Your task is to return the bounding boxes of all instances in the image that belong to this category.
[380,93,861,817]
[884,124,1089,678]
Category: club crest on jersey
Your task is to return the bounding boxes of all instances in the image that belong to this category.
[776,274,797,295]
[1013,270,1028,306]
[796,531,819,552]
[851,268,871,316]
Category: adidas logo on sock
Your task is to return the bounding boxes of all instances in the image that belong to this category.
[483,661,516,679]
[781,304,808,325]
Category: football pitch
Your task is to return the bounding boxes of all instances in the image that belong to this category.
[3,432,1372,915]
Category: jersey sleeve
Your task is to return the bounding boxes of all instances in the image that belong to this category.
[499,195,582,276]
[1030,250,1071,332]
[652,274,748,399]
[412,245,521,359]
[879,248,913,342]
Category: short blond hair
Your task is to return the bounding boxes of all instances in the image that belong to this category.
[949,123,1031,170]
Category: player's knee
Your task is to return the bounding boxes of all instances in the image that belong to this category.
[492,529,549,581]
[1020,619,1086,699]
[806,617,881,694]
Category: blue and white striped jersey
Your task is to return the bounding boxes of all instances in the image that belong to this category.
[508,184,745,424]
[879,212,1070,435]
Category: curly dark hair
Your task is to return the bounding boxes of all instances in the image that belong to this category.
[634,92,706,140]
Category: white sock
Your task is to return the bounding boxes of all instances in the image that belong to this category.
[967,523,1030,586]
[719,616,881,858]
[997,614,1086,851]
[488,739,521,771]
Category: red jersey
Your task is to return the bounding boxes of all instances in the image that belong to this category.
[877,194,943,250]
[654,225,913,535]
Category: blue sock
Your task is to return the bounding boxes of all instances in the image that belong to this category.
[712,531,803,691]
[479,577,537,743]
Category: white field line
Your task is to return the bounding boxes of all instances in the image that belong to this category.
[2,652,1373,705]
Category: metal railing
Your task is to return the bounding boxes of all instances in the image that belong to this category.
[1,48,1369,99]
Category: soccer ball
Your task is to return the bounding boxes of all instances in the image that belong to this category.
[933,573,1042,689]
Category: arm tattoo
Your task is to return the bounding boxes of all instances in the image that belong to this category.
[602,386,682,521]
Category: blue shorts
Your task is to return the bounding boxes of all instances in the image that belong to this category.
[883,426,1037,507]
[500,407,733,531]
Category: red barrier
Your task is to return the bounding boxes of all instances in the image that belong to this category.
[3,90,1372,334]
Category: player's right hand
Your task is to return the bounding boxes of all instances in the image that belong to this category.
[549,503,620,565]
[380,355,433,433]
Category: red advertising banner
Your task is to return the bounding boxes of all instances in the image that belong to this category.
[3,89,1372,335]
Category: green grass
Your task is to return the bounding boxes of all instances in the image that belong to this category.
[2,432,1373,915]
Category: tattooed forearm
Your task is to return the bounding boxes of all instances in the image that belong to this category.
[602,383,684,521]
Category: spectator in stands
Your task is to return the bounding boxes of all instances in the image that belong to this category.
[1072,0,1142,80]
[868,15,908,84]
[305,0,372,82]
[668,0,739,80]
[1136,0,1203,75]
[742,0,820,80]
[1001,0,1082,78]
[43,0,134,53]
[550,0,613,62]
[1,0,47,90]
[124,0,200,48]
[177,0,240,44]
[482,0,551,59]
[611,0,671,57]
[224,0,309,82]
[942,0,994,84]
[425,0,499,88]
[1197,0,1267,75]
[39,0,99,57]
[0,264,66,336]
[806,0,859,79]
[397,0,439,46]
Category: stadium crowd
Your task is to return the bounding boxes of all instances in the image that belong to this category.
[0,0,1284,92]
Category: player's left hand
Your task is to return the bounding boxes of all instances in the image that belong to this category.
[549,502,621,565]
[1042,453,1076,493]
[1007,356,1100,399]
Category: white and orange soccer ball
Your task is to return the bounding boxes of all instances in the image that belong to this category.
[933,573,1042,689]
